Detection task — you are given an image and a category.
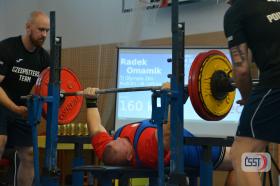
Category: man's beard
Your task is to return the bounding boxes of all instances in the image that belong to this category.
[29,33,45,48]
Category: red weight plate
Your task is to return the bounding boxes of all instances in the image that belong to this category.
[34,67,83,124]
[206,49,227,57]
[188,52,215,120]
[188,51,223,121]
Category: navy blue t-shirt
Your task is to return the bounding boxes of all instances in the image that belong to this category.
[0,36,50,105]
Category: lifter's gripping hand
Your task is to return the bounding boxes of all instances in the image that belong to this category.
[83,87,99,99]
[83,87,99,108]
[161,82,170,90]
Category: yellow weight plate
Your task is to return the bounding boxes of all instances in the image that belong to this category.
[198,54,235,117]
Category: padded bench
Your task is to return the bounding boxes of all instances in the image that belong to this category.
[73,165,199,186]
[73,165,158,186]
[72,136,234,186]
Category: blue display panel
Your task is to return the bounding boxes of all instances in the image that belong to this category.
[115,48,241,136]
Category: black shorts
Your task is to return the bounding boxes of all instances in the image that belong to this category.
[0,105,32,147]
[237,88,280,143]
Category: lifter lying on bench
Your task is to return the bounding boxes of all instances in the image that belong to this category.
[83,83,235,184]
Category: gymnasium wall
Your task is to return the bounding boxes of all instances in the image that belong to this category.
[58,31,232,131]
[55,31,258,131]
[0,0,38,38]
[0,0,230,48]
[0,1,277,182]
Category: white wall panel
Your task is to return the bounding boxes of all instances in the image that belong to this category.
[1,0,230,48]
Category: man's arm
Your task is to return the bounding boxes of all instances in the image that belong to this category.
[229,43,252,105]
[0,40,28,117]
[155,82,171,150]
[0,75,27,117]
[84,88,107,136]
[87,107,107,136]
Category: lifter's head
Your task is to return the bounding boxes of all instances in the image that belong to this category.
[102,137,133,166]
[25,11,50,48]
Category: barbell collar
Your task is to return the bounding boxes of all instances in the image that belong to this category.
[230,79,259,87]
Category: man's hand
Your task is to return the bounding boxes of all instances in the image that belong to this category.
[229,43,252,104]
[158,82,171,150]
[236,99,248,105]
[13,105,28,118]
[161,82,170,90]
[83,87,99,99]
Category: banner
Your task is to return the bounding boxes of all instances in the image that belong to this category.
[122,0,192,13]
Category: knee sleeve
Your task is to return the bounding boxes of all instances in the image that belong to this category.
[17,148,34,163]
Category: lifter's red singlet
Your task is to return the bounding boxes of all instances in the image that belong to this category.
[91,123,170,168]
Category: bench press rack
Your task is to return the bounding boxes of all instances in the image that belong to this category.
[71,89,234,186]
[24,1,237,186]
[71,1,235,184]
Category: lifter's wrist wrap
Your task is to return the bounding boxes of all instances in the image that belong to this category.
[86,97,97,108]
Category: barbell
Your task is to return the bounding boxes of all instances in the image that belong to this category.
[61,86,169,96]
[33,50,259,124]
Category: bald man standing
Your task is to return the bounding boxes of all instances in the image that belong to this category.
[0,11,50,186]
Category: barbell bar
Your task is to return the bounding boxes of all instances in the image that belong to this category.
[60,85,192,98]
[60,79,259,97]
[230,79,259,87]
[61,86,165,97]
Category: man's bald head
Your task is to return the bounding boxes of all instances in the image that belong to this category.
[27,11,49,25]
[25,11,50,48]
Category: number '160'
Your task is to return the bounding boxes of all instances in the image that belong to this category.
[120,100,144,112]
